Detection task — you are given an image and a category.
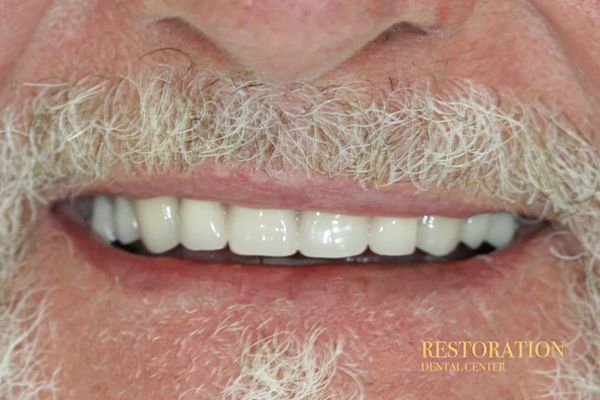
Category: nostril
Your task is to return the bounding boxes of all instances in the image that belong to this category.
[373,21,430,44]
[384,22,430,37]
[384,0,476,37]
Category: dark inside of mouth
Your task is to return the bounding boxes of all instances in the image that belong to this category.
[113,240,498,266]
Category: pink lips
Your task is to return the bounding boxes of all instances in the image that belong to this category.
[52,162,551,303]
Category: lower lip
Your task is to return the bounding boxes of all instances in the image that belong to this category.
[54,211,548,303]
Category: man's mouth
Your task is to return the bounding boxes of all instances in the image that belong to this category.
[50,151,551,275]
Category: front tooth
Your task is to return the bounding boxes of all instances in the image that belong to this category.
[299,211,369,258]
[416,215,462,256]
[91,196,117,242]
[228,206,298,256]
[485,213,518,248]
[133,196,180,254]
[461,213,491,249]
[114,196,140,244]
[180,199,227,251]
[369,217,418,255]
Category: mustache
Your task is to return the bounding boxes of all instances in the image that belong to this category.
[5,67,598,201]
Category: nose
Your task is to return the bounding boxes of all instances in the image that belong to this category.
[130,0,475,81]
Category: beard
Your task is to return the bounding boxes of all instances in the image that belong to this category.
[0,64,598,399]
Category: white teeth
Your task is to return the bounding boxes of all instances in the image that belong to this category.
[299,211,369,258]
[461,213,491,249]
[228,206,298,256]
[113,196,140,245]
[369,217,418,256]
[91,196,117,242]
[133,196,180,254]
[180,199,227,251]
[416,216,462,256]
[90,195,521,258]
[485,213,518,248]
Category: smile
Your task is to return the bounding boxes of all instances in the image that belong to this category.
[85,194,520,261]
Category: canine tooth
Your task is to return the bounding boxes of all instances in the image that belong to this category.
[461,213,491,249]
[91,196,117,242]
[180,199,227,251]
[114,196,140,244]
[299,211,369,258]
[370,217,418,255]
[416,215,462,256]
[485,213,518,248]
[228,206,298,256]
[133,196,180,254]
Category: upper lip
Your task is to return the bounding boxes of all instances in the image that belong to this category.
[80,163,543,219]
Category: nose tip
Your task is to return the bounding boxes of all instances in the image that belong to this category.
[134,0,476,82]
[201,0,398,81]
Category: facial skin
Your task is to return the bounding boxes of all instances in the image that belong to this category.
[0,1,599,399]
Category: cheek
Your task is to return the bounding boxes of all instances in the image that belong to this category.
[530,0,600,106]
[0,0,53,80]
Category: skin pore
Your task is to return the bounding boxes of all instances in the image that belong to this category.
[0,0,599,399]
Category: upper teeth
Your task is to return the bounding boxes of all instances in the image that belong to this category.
[90,195,519,258]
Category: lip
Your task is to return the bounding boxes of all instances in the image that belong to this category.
[53,196,550,302]
[84,163,544,219]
